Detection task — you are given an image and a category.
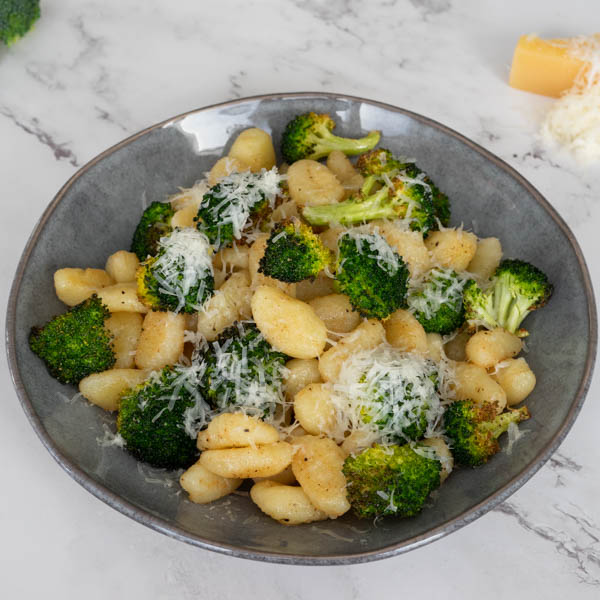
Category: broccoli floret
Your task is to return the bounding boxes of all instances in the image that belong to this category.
[343,444,441,519]
[302,173,436,234]
[335,232,409,319]
[444,400,530,467]
[463,259,552,336]
[199,322,288,419]
[356,148,403,177]
[29,295,115,384]
[117,365,207,469]
[196,169,282,249]
[281,112,381,163]
[258,219,333,282]
[0,0,40,46]
[357,149,451,227]
[408,268,467,334]
[137,228,214,313]
[130,201,175,261]
[349,348,441,442]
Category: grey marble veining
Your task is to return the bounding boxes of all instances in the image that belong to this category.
[1,0,600,597]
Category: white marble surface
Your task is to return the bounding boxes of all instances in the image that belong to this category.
[2,0,600,597]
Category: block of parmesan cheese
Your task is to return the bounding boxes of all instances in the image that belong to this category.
[509,34,597,97]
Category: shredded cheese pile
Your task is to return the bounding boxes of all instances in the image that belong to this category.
[202,324,289,426]
[408,267,469,321]
[142,363,210,439]
[331,345,448,445]
[205,168,284,240]
[542,34,600,163]
[339,230,401,275]
[152,228,213,313]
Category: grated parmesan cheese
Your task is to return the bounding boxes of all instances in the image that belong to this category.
[407,267,469,321]
[338,229,401,275]
[202,168,284,241]
[151,228,213,313]
[330,344,450,445]
[199,322,290,428]
[542,34,600,163]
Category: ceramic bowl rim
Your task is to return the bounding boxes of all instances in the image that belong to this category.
[5,91,597,565]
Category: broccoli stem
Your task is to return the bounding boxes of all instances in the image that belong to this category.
[481,407,530,439]
[303,188,392,226]
[315,130,382,158]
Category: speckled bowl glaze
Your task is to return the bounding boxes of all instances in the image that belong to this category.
[6,93,597,564]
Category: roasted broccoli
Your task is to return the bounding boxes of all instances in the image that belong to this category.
[356,148,403,177]
[196,168,282,249]
[0,0,40,46]
[117,365,208,469]
[444,400,530,467]
[343,444,442,519]
[199,322,288,419]
[302,172,436,234]
[258,219,333,282]
[463,259,552,336]
[338,346,443,443]
[130,201,175,261]
[137,228,214,313]
[29,295,115,384]
[408,268,468,334]
[335,231,409,319]
[356,148,451,227]
[281,112,380,163]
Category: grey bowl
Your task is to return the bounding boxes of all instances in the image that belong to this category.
[6,92,597,564]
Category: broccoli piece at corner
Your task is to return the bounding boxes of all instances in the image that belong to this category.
[29,294,115,384]
[196,169,282,249]
[130,201,175,261]
[408,268,468,335]
[199,322,288,419]
[356,148,451,227]
[258,219,333,282]
[117,365,208,469]
[0,0,40,46]
[281,112,381,163]
[302,172,436,234]
[463,259,552,336]
[343,444,441,519]
[335,232,409,319]
[137,228,214,313]
[444,400,530,467]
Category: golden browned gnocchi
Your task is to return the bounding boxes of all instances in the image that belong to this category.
[180,461,242,504]
[293,383,337,436]
[54,267,113,306]
[425,229,478,271]
[227,128,276,172]
[251,286,327,359]
[287,159,345,206]
[319,319,385,382]
[250,480,328,525]
[105,251,140,283]
[199,441,294,479]
[291,435,350,518]
[135,311,185,370]
[452,362,507,414]
[384,309,428,354]
[465,328,522,369]
[283,358,322,401]
[492,357,537,406]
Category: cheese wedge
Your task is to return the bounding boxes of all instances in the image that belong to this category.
[509,34,588,97]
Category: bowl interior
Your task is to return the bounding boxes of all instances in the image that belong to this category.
[8,93,595,563]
